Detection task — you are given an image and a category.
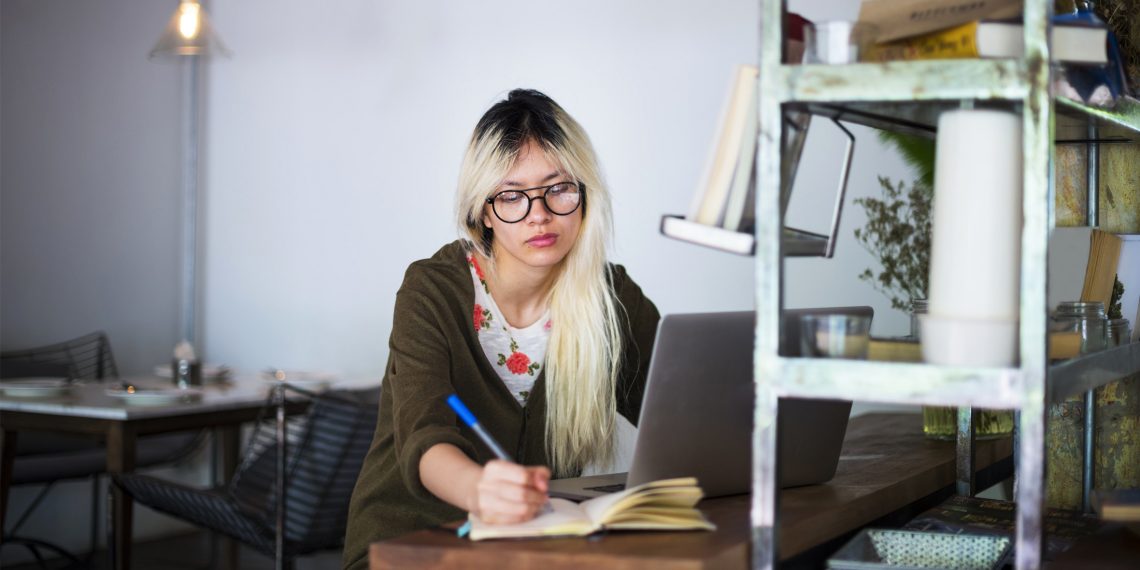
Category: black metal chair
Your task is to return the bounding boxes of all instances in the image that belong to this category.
[0,331,118,381]
[1,331,205,568]
[113,384,379,570]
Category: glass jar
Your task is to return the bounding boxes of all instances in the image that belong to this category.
[909,299,928,341]
[922,407,1014,440]
[1107,318,1131,348]
[1050,301,1108,356]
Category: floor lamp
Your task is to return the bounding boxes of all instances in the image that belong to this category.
[150,0,230,346]
[149,8,230,561]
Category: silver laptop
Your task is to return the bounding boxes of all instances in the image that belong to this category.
[548,307,872,501]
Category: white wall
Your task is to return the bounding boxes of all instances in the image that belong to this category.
[201,0,914,378]
[1,0,183,371]
[2,0,919,561]
[1,1,212,563]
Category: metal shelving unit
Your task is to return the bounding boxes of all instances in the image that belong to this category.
[750,2,1140,570]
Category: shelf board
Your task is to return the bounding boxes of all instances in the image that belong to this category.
[779,63,1140,143]
[1047,342,1140,403]
[778,60,1026,104]
[659,215,829,257]
[770,358,1023,408]
[1055,96,1140,142]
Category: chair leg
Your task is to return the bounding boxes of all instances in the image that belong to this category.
[220,539,239,570]
[89,475,100,560]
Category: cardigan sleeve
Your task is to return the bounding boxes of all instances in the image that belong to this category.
[387,264,479,501]
[610,264,660,427]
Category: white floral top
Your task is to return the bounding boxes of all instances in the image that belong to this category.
[468,253,551,406]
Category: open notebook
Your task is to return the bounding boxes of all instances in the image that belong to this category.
[468,477,715,541]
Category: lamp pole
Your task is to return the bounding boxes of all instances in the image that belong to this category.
[180,54,201,346]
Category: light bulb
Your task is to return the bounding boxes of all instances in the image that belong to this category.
[178,2,201,40]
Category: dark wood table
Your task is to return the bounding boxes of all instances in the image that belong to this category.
[0,378,317,570]
[370,413,1014,569]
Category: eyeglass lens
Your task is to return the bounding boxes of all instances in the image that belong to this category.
[492,183,581,222]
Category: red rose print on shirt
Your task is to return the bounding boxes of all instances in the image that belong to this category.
[505,351,530,374]
[468,254,489,293]
[473,304,493,331]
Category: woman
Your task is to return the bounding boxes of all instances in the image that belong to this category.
[342,89,659,569]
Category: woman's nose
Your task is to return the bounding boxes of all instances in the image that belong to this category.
[526,195,553,223]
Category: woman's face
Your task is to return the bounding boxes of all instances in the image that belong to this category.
[483,139,583,274]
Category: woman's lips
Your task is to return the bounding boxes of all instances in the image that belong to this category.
[527,233,558,248]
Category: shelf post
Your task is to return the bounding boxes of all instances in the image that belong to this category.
[955,407,977,496]
[1082,124,1099,513]
[1014,0,1054,568]
[751,1,786,569]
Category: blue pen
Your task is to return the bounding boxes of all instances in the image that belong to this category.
[447,394,513,460]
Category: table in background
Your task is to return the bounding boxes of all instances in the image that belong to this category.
[370,413,1014,569]
[0,376,376,570]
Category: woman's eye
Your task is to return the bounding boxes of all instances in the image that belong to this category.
[497,192,523,203]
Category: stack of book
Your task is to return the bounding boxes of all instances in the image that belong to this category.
[856,0,1126,106]
[660,64,760,256]
[662,13,820,256]
[662,69,830,257]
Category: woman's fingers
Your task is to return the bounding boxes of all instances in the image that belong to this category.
[475,461,551,524]
[529,466,551,492]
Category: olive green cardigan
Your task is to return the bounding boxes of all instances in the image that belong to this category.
[342,241,660,569]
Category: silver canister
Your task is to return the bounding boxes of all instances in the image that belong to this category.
[1050,301,1108,357]
[172,358,202,389]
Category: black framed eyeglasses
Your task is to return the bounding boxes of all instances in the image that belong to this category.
[485,181,585,223]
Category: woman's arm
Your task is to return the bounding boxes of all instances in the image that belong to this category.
[419,443,551,524]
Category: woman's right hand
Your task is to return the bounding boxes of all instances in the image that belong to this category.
[468,459,551,524]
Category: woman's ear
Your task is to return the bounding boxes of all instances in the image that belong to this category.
[482,210,493,229]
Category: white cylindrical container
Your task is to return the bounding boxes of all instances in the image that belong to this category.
[923,109,1022,367]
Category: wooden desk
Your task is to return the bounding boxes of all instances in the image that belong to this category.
[370,413,1013,569]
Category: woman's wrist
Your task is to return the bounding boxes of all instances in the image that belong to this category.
[420,443,484,512]
[460,463,485,515]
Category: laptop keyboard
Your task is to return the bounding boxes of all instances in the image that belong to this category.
[584,483,627,493]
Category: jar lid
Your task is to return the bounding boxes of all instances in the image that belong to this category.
[1055,301,1106,317]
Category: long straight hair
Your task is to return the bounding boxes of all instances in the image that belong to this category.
[455,89,622,476]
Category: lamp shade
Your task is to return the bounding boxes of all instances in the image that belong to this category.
[150,0,230,59]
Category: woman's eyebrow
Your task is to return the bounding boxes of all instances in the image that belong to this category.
[501,171,563,187]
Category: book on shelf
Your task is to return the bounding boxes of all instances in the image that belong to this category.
[660,215,754,256]
[467,477,714,541]
[688,64,757,228]
[905,495,1104,561]
[868,337,923,363]
[1093,488,1140,522]
[868,330,1086,362]
[856,0,1023,44]
[860,20,1108,64]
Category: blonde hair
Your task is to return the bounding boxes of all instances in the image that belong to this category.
[455,90,623,476]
